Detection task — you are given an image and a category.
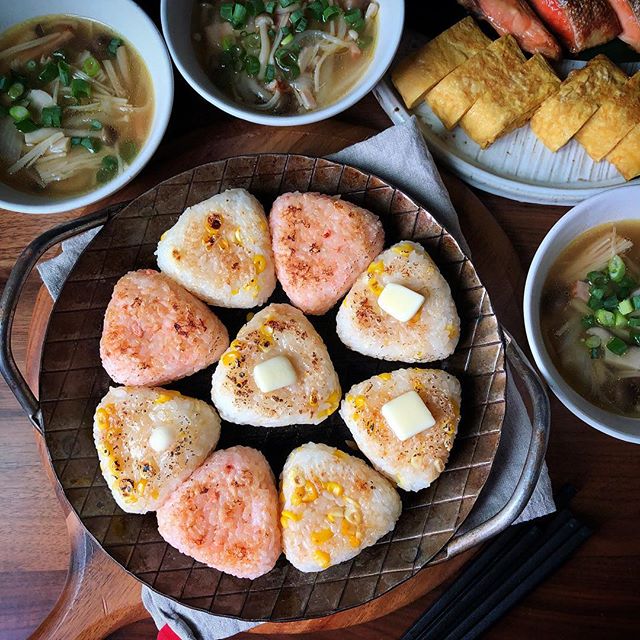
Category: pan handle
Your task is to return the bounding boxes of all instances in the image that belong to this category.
[0,208,111,434]
[439,329,551,559]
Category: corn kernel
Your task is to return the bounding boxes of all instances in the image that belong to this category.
[231,288,239,295]
[95,407,110,428]
[446,323,459,339]
[341,519,355,536]
[222,351,240,367]
[155,390,180,404]
[253,254,267,274]
[280,515,289,529]
[367,260,384,275]
[353,395,365,409]
[301,481,318,503]
[377,372,392,381]
[313,550,331,569]
[348,534,361,548]
[308,391,319,407]
[234,228,243,244]
[279,490,285,504]
[333,449,347,459]
[281,510,302,522]
[311,528,333,545]
[368,276,383,296]
[150,488,160,500]
[218,238,230,251]
[324,482,343,497]
[392,242,414,257]
[230,339,244,351]
[291,486,305,506]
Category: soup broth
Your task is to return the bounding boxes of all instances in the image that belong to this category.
[192,0,378,115]
[541,221,640,418]
[0,15,153,197]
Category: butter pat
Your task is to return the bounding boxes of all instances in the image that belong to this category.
[381,391,435,441]
[377,283,425,322]
[149,426,173,452]
[253,355,297,393]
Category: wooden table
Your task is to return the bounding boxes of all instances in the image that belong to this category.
[2,11,640,633]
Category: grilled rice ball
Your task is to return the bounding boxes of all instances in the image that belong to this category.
[93,386,221,514]
[157,446,281,579]
[156,189,276,308]
[100,269,229,386]
[340,368,461,492]
[280,443,402,572]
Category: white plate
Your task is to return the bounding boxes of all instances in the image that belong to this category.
[374,61,640,205]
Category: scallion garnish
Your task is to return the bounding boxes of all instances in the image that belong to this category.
[38,61,58,84]
[633,295,640,310]
[25,60,37,72]
[615,311,628,328]
[7,82,25,100]
[618,298,634,316]
[595,309,615,327]
[280,0,298,7]
[244,55,260,76]
[294,17,308,32]
[71,78,91,99]
[80,137,101,153]
[97,154,118,183]
[281,33,294,47]
[41,105,62,127]
[265,1,276,13]
[307,0,325,20]
[264,63,276,82]
[585,335,601,349]
[107,38,123,57]
[231,3,248,29]
[14,119,39,133]
[323,5,341,21]
[628,317,640,328]
[120,140,138,163]
[608,254,626,282]
[290,9,304,23]
[90,118,102,130]
[344,8,365,31]
[8,105,29,122]
[607,336,628,356]
[246,0,265,15]
[58,61,71,86]
[581,315,596,328]
[220,2,234,21]
[83,56,100,77]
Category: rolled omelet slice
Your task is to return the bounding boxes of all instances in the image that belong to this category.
[426,35,526,130]
[280,443,402,572]
[607,122,640,180]
[530,55,628,152]
[340,368,461,492]
[392,17,491,109]
[575,71,640,161]
[211,303,341,427]
[94,386,221,514]
[156,188,276,308]
[460,53,561,149]
[336,241,460,363]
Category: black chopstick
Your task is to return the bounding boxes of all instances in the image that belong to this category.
[453,523,592,640]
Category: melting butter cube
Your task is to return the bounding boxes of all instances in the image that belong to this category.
[377,283,425,322]
[381,391,435,441]
[149,426,174,452]
[253,355,297,393]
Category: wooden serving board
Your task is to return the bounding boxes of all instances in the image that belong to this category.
[17,120,524,639]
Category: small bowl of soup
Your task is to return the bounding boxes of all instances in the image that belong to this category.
[161,0,403,125]
[0,0,173,214]
[524,185,640,444]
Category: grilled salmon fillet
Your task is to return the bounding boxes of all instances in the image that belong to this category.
[607,0,640,51]
[530,55,628,151]
[458,0,562,59]
[528,0,621,52]
[391,17,491,108]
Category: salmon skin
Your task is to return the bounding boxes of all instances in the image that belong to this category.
[458,0,562,59]
[607,0,640,50]
[528,0,621,52]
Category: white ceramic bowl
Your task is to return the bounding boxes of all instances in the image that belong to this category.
[161,0,403,126]
[0,0,173,214]
[524,184,640,444]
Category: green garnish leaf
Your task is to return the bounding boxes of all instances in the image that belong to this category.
[307,0,325,20]
[107,38,123,57]
[581,314,596,329]
[9,105,30,122]
[97,154,119,183]
[344,8,365,31]
[279,0,297,6]
[608,254,626,282]
[244,54,260,77]
[70,136,82,146]
[265,0,276,13]
[595,309,615,327]
[71,78,91,99]
[603,295,619,311]
[90,118,102,130]
[41,105,62,127]
[120,139,138,163]
[264,63,276,83]
[7,82,25,100]
[37,61,58,84]
[58,61,71,86]
[80,136,101,153]
[246,0,265,15]
[25,60,37,72]
[628,317,640,328]
[82,56,100,77]
[633,295,640,310]
[231,3,248,29]
[618,298,634,316]
[322,5,341,21]
[220,2,234,21]
[281,33,294,47]
[14,118,39,133]
[294,16,308,32]
[606,336,628,357]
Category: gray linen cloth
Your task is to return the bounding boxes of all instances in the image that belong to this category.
[37,117,555,640]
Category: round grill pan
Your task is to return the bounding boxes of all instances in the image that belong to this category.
[0,155,549,622]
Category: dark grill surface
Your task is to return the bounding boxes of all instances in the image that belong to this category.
[39,155,506,621]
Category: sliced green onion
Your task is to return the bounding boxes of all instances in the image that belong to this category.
[7,82,25,100]
[89,118,102,130]
[0,75,7,91]
[71,78,91,99]
[107,38,123,57]
[41,105,62,127]
[264,63,276,82]
[25,60,37,72]
[58,61,71,86]
[14,119,39,133]
[37,61,58,84]
[608,254,626,282]
[586,270,608,286]
[120,139,138,163]
[344,8,364,31]
[628,317,640,328]
[220,2,234,21]
[632,333,640,346]
[603,295,619,311]
[243,32,261,50]
[357,35,373,49]
[595,309,615,327]
[290,9,304,23]
[244,54,260,76]
[607,336,628,356]
[231,3,248,28]
[279,0,298,6]
[294,16,308,32]
[585,335,601,349]
[9,105,29,122]
[618,274,636,290]
[581,314,596,328]
[265,1,276,13]
[221,35,235,51]
[97,154,119,183]
[323,5,341,21]
[632,295,640,310]
[588,295,603,310]
[590,347,601,359]
[281,33,294,46]
[590,287,605,300]
[70,136,82,146]
[82,56,100,77]
[618,298,634,316]
[307,0,325,20]
[615,311,628,328]
[246,0,265,14]
[80,137,101,153]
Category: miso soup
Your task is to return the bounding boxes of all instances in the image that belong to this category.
[191,0,378,114]
[541,221,640,418]
[0,15,153,197]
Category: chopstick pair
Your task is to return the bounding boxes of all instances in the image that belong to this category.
[401,485,591,640]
